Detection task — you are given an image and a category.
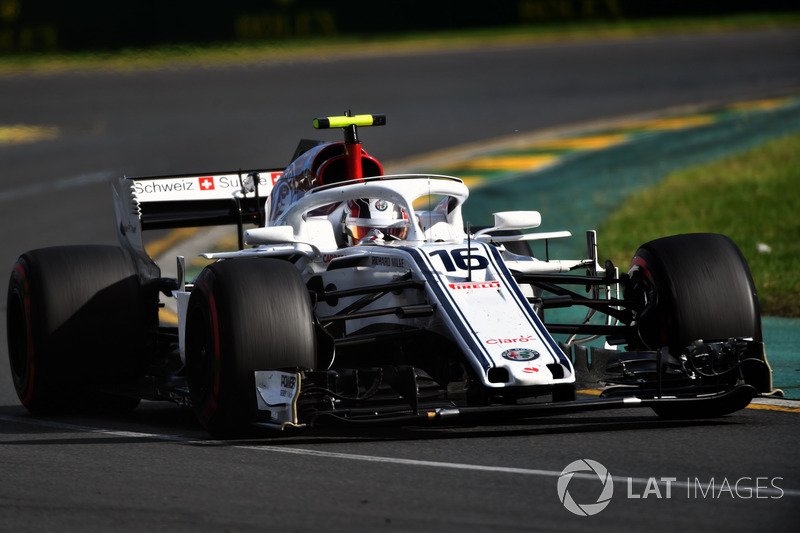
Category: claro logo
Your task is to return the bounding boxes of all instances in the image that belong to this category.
[486,335,535,345]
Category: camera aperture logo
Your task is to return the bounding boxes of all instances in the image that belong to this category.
[557,459,614,516]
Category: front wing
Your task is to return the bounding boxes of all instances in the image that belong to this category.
[252,339,766,430]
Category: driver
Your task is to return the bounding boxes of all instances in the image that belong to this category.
[343,198,409,245]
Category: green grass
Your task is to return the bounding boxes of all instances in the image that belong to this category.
[598,132,800,317]
[1,12,798,76]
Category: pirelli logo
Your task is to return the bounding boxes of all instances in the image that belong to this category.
[448,281,501,290]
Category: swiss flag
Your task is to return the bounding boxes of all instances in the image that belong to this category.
[199,177,215,190]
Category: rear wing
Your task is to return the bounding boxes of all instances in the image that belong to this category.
[115,169,283,230]
[113,169,282,279]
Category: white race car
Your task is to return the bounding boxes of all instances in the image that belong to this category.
[7,114,774,437]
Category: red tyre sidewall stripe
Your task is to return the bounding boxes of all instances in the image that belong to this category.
[195,279,221,424]
[13,263,36,406]
[631,255,668,347]
[207,291,221,399]
[630,256,651,279]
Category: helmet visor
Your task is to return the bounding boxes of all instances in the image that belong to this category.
[347,218,409,241]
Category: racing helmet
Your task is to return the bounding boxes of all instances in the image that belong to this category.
[344,198,410,245]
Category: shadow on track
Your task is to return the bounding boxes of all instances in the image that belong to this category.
[0,401,741,448]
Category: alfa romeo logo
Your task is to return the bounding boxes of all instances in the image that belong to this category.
[557,459,614,516]
[501,348,539,361]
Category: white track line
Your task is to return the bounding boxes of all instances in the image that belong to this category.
[0,170,114,203]
[1,413,797,498]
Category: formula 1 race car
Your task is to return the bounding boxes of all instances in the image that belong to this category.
[7,113,775,437]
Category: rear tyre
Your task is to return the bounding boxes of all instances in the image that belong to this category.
[625,234,761,418]
[7,246,153,414]
[185,258,316,438]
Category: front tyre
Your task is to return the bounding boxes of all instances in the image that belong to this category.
[627,233,761,354]
[185,258,316,438]
[625,233,762,418]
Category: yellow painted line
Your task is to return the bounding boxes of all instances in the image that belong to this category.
[727,97,794,112]
[0,125,59,145]
[460,176,486,189]
[576,389,603,396]
[615,115,715,131]
[145,227,200,258]
[639,115,716,130]
[206,231,240,253]
[528,133,628,151]
[746,403,800,414]
[459,154,557,171]
[190,256,215,269]
[159,308,180,326]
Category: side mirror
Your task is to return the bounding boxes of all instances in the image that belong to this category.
[244,225,296,245]
[474,211,541,236]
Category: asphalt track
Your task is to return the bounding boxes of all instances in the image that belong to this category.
[1,29,800,532]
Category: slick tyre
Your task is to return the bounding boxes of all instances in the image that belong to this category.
[7,246,153,414]
[626,234,761,419]
[185,258,316,438]
[626,233,761,353]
